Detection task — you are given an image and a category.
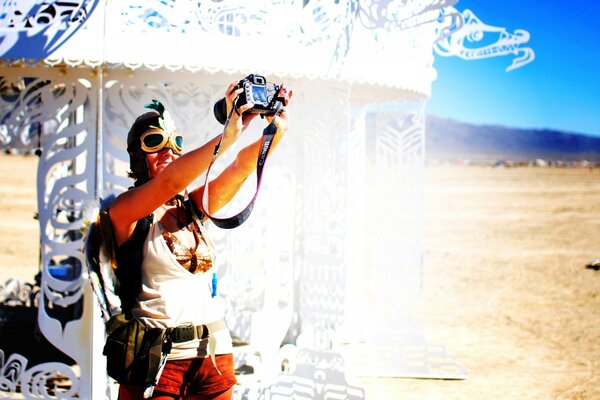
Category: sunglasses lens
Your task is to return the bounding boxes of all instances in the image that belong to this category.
[143,133,165,149]
[174,135,183,149]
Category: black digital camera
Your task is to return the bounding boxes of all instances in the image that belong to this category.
[213,74,288,125]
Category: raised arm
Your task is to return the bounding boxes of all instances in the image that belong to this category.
[189,106,292,220]
[109,82,254,245]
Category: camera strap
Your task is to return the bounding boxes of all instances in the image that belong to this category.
[201,116,278,229]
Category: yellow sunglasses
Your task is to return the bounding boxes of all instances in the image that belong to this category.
[140,129,183,155]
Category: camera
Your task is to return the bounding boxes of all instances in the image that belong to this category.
[213,74,288,125]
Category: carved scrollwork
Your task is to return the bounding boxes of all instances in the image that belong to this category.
[20,362,80,399]
[0,68,98,398]
[0,351,28,394]
[434,7,535,72]
[1,1,535,95]
[0,0,100,60]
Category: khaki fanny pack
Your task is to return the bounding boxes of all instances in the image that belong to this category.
[103,313,167,387]
[103,313,223,397]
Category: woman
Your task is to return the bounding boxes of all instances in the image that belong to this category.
[108,81,292,399]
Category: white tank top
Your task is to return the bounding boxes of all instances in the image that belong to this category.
[131,215,232,360]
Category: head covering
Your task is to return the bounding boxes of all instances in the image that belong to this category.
[126,100,177,186]
[126,111,159,186]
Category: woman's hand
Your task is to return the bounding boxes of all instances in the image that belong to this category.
[265,87,293,134]
[265,110,290,133]
[224,81,255,142]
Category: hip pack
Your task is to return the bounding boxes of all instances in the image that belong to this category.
[103,313,169,387]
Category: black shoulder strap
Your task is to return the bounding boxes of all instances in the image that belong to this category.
[114,215,152,318]
[181,195,205,224]
[201,121,277,229]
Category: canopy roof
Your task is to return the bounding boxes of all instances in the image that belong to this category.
[0,1,534,98]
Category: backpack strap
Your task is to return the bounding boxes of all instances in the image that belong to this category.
[114,215,152,318]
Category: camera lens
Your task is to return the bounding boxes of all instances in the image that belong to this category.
[213,97,228,125]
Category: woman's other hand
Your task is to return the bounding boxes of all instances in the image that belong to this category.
[265,87,293,134]
[224,81,255,142]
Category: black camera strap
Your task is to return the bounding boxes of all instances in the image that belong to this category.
[201,110,278,229]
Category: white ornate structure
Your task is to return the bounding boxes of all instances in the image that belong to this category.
[0,1,533,399]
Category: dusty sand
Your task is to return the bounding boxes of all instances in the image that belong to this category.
[368,164,600,400]
[1,154,600,399]
[0,154,41,283]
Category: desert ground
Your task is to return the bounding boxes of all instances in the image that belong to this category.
[363,163,600,400]
[1,154,600,399]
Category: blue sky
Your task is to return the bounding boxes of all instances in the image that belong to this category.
[426,0,600,137]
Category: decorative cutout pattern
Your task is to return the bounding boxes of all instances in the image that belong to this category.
[20,362,80,399]
[0,0,100,61]
[1,1,528,94]
[0,351,28,394]
[0,67,97,398]
[434,7,535,72]
[267,349,365,400]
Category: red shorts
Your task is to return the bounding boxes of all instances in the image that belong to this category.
[119,354,237,399]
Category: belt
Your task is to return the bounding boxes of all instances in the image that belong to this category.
[165,318,227,375]
[169,323,208,343]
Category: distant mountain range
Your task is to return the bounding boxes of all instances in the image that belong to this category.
[426,116,600,162]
